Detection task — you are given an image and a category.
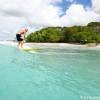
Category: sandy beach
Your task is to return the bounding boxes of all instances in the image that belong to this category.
[0,41,100,50]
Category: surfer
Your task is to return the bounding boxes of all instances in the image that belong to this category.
[16,28,28,48]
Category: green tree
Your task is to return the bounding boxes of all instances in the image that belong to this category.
[26,22,100,43]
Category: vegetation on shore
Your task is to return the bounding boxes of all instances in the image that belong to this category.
[26,22,100,44]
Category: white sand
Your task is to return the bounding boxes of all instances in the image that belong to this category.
[0,41,100,50]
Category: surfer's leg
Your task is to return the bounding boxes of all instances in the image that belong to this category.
[17,41,20,48]
[17,41,22,48]
[21,41,24,48]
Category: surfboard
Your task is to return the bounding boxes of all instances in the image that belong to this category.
[22,48,41,51]
[20,46,41,53]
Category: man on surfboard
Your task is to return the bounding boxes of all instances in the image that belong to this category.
[16,28,28,48]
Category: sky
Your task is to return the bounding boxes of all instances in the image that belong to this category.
[0,0,100,40]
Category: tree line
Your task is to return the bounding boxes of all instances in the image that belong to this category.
[26,22,100,44]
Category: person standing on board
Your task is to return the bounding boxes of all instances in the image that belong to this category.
[16,28,28,48]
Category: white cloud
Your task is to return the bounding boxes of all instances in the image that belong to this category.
[0,0,62,26]
[60,4,99,26]
[62,0,100,26]
[0,0,63,39]
[0,0,100,40]
[92,0,100,13]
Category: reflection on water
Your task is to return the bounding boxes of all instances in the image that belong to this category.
[0,45,100,100]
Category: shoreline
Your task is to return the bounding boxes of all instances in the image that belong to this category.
[0,41,100,49]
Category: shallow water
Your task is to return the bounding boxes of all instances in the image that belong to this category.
[0,44,100,100]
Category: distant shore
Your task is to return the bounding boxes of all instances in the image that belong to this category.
[0,40,100,50]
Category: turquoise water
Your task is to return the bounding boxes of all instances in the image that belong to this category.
[0,44,100,100]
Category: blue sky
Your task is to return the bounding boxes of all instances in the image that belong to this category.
[0,0,99,40]
[73,0,92,7]
[57,0,92,12]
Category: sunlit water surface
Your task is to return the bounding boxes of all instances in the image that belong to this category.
[0,44,100,100]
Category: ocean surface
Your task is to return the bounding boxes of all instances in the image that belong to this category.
[0,44,100,100]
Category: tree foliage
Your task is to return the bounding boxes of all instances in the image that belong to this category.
[26,22,100,44]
